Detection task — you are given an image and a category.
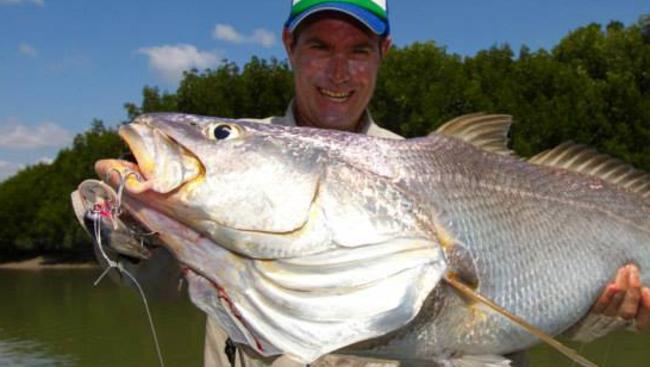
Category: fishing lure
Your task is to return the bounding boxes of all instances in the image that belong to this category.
[71,172,166,367]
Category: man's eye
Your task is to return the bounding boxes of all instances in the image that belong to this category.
[353,47,372,55]
[309,43,327,50]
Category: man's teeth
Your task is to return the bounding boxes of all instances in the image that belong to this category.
[320,88,351,99]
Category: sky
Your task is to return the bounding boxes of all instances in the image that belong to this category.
[0,0,648,181]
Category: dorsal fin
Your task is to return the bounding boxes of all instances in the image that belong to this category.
[434,113,514,156]
[529,142,650,200]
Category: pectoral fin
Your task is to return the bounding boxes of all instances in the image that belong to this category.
[444,275,598,367]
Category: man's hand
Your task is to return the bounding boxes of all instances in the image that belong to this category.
[592,264,650,331]
[568,264,650,342]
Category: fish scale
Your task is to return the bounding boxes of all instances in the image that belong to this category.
[363,134,650,359]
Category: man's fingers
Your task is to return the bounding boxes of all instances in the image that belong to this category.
[618,266,642,320]
[590,265,647,331]
[636,288,650,331]
[594,266,629,315]
[616,265,631,290]
[628,265,641,289]
[603,290,626,316]
[593,285,619,313]
[619,286,641,320]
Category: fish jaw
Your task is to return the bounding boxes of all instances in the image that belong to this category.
[94,113,329,258]
[118,193,447,363]
[95,122,203,195]
[127,113,324,234]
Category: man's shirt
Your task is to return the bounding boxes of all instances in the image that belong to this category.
[246,101,403,140]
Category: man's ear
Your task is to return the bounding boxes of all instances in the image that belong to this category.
[282,28,296,64]
[380,35,392,57]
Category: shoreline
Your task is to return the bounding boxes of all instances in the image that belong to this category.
[0,256,98,271]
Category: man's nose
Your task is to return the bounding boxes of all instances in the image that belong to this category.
[328,54,350,84]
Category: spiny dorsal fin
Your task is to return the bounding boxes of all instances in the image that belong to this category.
[529,142,650,200]
[434,113,514,156]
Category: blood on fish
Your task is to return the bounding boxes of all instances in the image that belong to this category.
[201,273,265,353]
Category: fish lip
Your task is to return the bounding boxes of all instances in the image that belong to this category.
[95,121,205,195]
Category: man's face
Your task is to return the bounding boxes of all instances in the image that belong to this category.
[283,13,391,131]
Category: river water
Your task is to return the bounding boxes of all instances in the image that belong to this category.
[0,269,204,367]
[0,269,648,367]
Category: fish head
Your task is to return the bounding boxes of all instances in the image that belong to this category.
[95,113,324,251]
[82,112,448,362]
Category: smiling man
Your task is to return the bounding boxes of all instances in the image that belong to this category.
[284,9,390,132]
[204,1,650,366]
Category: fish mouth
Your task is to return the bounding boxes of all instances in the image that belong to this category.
[95,120,204,195]
[89,119,205,262]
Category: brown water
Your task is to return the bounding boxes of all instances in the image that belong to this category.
[0,269,648,367]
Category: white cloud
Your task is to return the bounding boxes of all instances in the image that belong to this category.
[214,24,244,44]
[0,160,24,182]
[213,24,276,48]
[0,156,54,183]
[0,0,44,6]
[137,44,221,84]
[250,29,276,48]
[0,118,73,149]
[18,43,38,57]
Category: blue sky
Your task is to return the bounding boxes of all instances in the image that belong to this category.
[0,0,648,181]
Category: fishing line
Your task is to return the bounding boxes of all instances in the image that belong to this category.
[600,335,614,367]
[89,171,166,367]
[570,342,587,367]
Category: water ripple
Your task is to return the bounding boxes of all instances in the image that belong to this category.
[0,337,77,367]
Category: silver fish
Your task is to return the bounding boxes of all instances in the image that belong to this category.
[73,112,650,366]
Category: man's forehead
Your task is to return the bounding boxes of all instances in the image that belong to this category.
[300,33,378,50]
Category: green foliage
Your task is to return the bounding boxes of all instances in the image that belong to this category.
[372,42,475,136]
[373,19,650,168]
[174,57,293,117]
[0,120,124,257]
[124,87,179,120]
[1,16,649,258]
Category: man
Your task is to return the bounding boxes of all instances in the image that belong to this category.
[204,1,650,366]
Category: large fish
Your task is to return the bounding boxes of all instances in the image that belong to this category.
[71,113,650,366]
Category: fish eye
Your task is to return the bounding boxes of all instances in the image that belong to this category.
[207,122,241,141]
[214,125,232,140]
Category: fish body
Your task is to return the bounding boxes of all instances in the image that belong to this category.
[74,113,650,364]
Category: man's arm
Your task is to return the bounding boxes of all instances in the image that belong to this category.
[569,264,650,342]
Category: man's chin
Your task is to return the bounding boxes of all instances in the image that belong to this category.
[295,99,363,131]
[310,108,363,131]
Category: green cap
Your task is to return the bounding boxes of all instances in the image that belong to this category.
[285,0,389,36]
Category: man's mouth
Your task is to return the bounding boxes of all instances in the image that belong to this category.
[318,87,353,102]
